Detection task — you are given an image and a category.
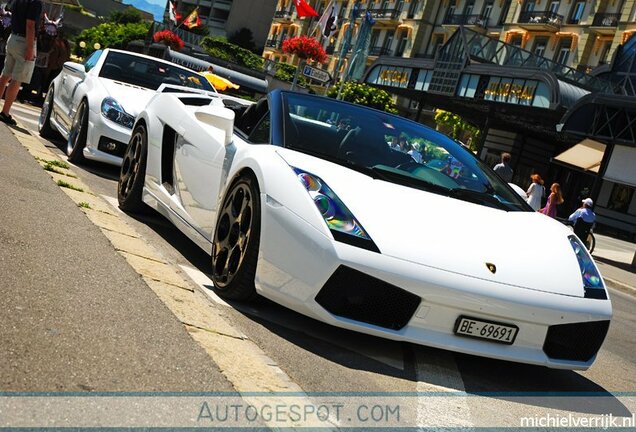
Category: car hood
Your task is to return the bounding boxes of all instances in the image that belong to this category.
[98,79,155,117]
[277,149,592,298]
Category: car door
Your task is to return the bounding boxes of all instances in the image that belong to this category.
[170,110,231,240]
[56,50,102,131]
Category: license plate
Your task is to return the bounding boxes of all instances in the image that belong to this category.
[454,316,518,345]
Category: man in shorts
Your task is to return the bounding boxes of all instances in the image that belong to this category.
[0,0,42,126]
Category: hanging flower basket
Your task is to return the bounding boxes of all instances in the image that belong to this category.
[282,36,327,64]
[153,30,185,51]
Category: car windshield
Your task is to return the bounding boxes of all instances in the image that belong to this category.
[98,51,213,92]
[282,93,529,212]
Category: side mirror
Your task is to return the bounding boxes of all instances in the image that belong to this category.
[194,105,235,146]
[63,61,86,76]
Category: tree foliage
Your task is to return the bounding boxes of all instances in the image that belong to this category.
[74,22,150,57]
[273,62,307,87]
[434,109,481,151]
[228,28,256,52]
[326,81,398,113]
[108,7,144,24]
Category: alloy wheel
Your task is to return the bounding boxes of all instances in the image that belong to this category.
[119,130,143,200]
[212,183,254,287]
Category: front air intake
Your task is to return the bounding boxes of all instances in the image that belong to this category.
[315,266,421,331]
[543,320,610,362]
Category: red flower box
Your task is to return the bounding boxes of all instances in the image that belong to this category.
[153,30,185,51]
[282,36,327,64]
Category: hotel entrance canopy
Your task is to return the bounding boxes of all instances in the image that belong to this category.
[362,27,607,140]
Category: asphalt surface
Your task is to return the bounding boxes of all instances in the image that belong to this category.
[0,122,234,392]
[3,101,636,428]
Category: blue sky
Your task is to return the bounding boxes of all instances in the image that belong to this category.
[123,0,168,22]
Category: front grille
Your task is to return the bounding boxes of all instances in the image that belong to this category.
[98,136,127,157]
[315,266,421,330]
[543,320,610,362]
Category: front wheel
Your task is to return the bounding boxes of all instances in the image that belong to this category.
[211,176,260,301]
[38,86,57,138]
[67,100,88,163]
[118,124,148,213]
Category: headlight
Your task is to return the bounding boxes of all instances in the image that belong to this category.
[101,97,135,129]
[294,168,379,252]
[568,235,607,300]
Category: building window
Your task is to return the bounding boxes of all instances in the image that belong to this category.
[463,0,475,16]
[569,1,586,24]
[548,1,560,14]
[599,41,612,64]
[607,183,634,213]
[396,32,408,56]
[498,0,511,25]
[446,0,456,19]
[407,0,418,18]
[509,34,522,47]
[524,0,536,12]
[533,38,548,57]
[555,38,572,65]
[483,1,494,20]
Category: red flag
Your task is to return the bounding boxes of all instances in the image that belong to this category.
[294,0,318,18]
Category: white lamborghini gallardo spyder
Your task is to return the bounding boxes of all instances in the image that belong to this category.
[117,89,612,370]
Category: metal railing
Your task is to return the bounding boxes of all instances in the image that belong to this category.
[518,10,563,26]
[265,38,282,49]
[443,14,489,28]
[369,46,392,56]
[592,12,620,27]
[274,10,293,19]
[153,23,204,48]
[366,8,402,20]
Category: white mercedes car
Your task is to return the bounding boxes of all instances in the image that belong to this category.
[118,89,612,370]
[38,48,215,166]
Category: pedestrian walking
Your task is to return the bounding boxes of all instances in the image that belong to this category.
[539,182,564,218]
[526,173,545,211]
[0,0,42,126]
[493,152,513,183]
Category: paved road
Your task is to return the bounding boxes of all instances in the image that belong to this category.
[6,101,636,428]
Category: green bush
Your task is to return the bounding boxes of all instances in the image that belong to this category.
[73,22,150,57]
[108,7,144,24]
[201,36,264,71]
[434,109,480,151]
[274,62,307,87]
[327,81,398,113]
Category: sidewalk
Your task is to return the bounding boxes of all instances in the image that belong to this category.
[592,244,636,295]
[0,123,235,392]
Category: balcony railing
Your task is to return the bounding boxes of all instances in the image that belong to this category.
[366,8,402,20]
[592,13,620,27]
[369,46,392,56]
[274,10,293,19]
[443,14,489,28]
[265,38,282,49]
[518,10,563,26]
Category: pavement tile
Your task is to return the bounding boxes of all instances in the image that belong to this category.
[103,229,167,263]
[121,251,192,290]
[63,188,118,216]
[84,210,140,238]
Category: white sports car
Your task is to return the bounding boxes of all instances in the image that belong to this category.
[118,90,611,370]
[38,48,215,166]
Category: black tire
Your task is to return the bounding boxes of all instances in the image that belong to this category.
[38,86,57,138]
[118,123,148,213]
[67,100,88,163]
[211,176,260,301]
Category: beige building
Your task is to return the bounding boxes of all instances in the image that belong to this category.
[264,0,636,78]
